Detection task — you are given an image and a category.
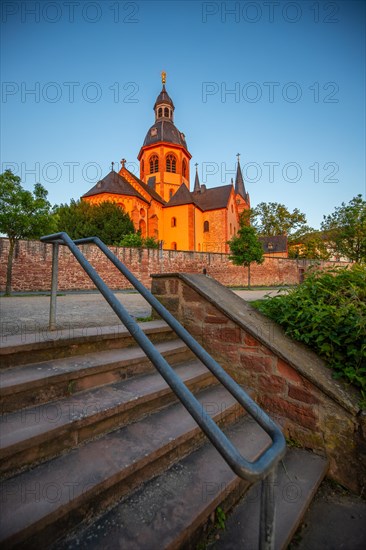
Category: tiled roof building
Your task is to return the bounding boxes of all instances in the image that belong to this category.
[82,74,250,252]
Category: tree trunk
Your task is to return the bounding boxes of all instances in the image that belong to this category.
[5,239,15,296]
[248,264,251,289]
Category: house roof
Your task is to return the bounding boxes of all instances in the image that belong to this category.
[81,171,148,203]
[259,235,288,253]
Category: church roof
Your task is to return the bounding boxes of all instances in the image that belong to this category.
[164,183,233,211]
[153,84,175,110]
[143,120,187,148]
[193,185,233,211]
[235,160,247,199]
[165,183,195,207]
[81,171,148,203]
[193,167,201,192]
[124,168,166,205]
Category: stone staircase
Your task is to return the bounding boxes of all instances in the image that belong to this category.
[0,320,328,549]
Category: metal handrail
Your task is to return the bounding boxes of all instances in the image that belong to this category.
[41,232,286,549]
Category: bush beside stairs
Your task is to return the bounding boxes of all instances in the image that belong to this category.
[0,320,328,549]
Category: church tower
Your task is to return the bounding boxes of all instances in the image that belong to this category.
[137,72,192,202]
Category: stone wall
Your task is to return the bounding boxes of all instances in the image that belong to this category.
[0,238,349,292]
[151,273,365,495]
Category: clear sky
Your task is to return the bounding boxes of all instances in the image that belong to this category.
[1,0,365,229]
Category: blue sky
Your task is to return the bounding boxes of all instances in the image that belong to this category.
[1,0,365,229]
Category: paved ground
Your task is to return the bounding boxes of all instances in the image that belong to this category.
[0,288,284,338]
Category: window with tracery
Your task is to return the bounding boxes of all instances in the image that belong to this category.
[149,155,159,173]
[166,154,176,173]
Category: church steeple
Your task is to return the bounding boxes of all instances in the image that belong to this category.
[138,73,192,202]
[235,153,247,199]
[193,163,201,192]
[154,71,175,122]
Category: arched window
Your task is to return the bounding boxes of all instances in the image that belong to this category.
[149,155,159,173]
[182,159,187,178]
[139,219,146,238]
[158,108,162,118]
[166,154,176,173]
[141,160,144,173]
[164,107,169,118]
[203,221,209,232]
[169,189,174,199]
[171,217,177,227]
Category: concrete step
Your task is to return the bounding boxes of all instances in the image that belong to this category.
[52,417,273,550]
[0,338,193,413]
[0,360,215,479]
[0,320,174,369]
[53,438,327,550]
[211,447,328,550]
[0,384,244,549]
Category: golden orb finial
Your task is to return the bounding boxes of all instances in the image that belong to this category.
[161,71,166,85]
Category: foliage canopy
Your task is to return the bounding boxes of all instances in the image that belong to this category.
[0,169,55,295]
[54,200,135,245]
[255,265,366,407]
[228,219,264,287]
[321,195,366,263]
[252,202,307,237]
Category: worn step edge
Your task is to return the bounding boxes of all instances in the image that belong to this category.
[0,320,173,368]
[210,447,329,550]
[0,339,193,412]
[53,417,273,550]
[0,361,216,478]
[0,385,245,548]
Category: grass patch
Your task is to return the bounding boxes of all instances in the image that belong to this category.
[135,315,154,323]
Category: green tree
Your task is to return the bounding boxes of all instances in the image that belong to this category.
[54,200,135,245]
[321,195,366,263]
[0,170,55,295]
[228,224,264,288]
[252,202,307,236]
[288,227,331,260]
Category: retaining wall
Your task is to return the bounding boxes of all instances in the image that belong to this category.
[151,273,365,495]
[0,238,349,292]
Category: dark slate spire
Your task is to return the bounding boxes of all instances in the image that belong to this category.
[193,163,201,193]
[235,153,247,198]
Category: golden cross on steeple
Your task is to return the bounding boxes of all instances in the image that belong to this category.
[161,71,166,85]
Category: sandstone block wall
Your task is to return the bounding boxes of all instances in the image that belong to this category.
[0,238,349,292]
[151,273,365,495]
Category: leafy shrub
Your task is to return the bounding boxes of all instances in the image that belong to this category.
[119,233,159,249]
[255,265,366,407]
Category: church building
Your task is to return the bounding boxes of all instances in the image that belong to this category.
[82,73,250,252]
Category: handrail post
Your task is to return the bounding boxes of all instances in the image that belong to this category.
[259,469,276,550]
[49,242,59,331]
